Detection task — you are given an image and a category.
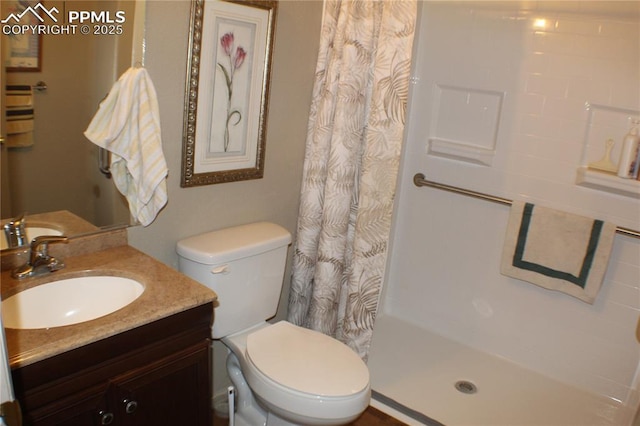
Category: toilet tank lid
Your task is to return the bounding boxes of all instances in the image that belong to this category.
[177,222,292,265]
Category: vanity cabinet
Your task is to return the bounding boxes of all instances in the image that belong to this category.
[10,303,213,426]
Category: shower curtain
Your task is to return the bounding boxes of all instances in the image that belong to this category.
[287,0,417,359]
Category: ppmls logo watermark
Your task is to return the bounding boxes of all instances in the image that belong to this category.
[2,2,126,36]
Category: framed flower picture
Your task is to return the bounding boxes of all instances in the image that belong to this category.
[181,0,277,186]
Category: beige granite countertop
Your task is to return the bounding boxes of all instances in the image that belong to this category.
[2,245,217,369]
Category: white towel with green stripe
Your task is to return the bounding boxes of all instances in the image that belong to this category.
[84,67,168,226]
[500,201,616,304]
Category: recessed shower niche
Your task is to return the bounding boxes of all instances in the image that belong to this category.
[427,84,505,166]
[576,103,640,199]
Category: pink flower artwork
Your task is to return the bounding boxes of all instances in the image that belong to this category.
[217,32,248,152]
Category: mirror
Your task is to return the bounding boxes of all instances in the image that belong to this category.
[0,0,145,249]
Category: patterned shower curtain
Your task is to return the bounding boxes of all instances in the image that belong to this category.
[287,0,417,359]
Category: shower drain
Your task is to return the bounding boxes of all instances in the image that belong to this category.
[454,380,478,394]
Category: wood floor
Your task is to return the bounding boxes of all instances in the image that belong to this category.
[349,406,408,425]
[213,406,408,425]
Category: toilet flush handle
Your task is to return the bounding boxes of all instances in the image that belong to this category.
[211,265,229,274]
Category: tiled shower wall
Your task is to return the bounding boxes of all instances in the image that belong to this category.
[383,1,640,404]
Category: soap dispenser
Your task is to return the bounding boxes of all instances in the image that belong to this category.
[617,124,640,179]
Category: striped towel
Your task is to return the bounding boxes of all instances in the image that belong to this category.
[84,67,168,227]
[5,85,34,147]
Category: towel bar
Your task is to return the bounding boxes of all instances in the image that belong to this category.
[98,147,111,178]
[413,173,640,239]
[32,81,47,91]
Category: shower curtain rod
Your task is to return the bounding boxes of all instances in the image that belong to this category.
[413,173,640,239]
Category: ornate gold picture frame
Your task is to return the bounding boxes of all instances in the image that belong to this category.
[181,0,277,187]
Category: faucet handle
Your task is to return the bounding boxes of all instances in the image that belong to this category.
[13,235,69,279]
[30,235,68,257]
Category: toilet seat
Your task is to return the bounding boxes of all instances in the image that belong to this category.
[246,321,369,397]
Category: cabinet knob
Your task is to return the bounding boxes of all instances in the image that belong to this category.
[123,399,138,414]
[98,410,114,425]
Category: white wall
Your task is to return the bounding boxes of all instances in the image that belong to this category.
[383,1,640,404]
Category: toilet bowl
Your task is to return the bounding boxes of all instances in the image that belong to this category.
[223,321,370,426]
[177,222,371,425]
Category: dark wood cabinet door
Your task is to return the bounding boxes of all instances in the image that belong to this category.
[110,341,211,426]
[23,388,107,426]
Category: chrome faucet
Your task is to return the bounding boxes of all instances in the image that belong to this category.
[3,213,27,248]
[12,235,69,279]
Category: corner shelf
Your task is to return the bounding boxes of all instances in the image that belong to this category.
[576,167,640,199]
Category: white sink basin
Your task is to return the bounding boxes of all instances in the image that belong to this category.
[2,276,144,329]
[0,226,63,250]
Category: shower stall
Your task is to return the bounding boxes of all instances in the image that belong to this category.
[368,2,640,425]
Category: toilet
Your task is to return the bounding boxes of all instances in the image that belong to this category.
[177,222,370,426]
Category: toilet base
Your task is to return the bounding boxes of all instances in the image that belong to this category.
[231,411,299,426]
[226,351,304,426]
[266,412,302,426]
[226,352,301,426]
[226,352,268,426]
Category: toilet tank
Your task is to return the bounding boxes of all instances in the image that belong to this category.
[177,222,292,339]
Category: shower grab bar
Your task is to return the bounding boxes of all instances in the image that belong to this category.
[413,173,640,239]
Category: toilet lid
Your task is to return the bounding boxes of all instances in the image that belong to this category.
[246,321,369,397]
